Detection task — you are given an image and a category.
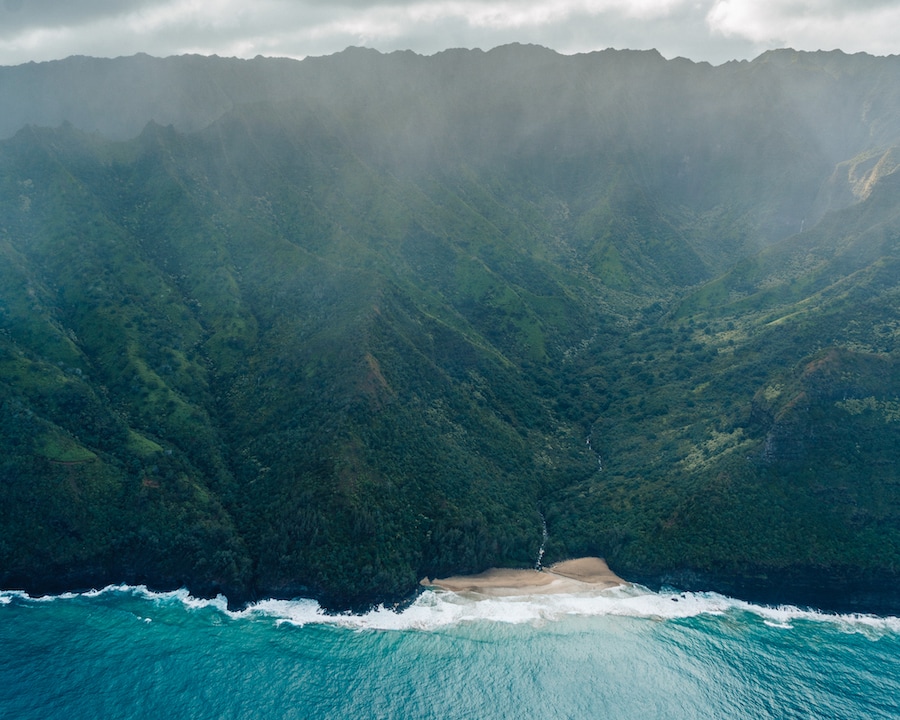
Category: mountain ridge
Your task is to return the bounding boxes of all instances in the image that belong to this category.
[2,46,900,612]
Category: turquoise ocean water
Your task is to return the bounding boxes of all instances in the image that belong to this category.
[2,582,898,719]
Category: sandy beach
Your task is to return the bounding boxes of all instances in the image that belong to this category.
[422,557,626,596]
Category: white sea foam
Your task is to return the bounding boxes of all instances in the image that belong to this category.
[733,598,900,636]
[0,584,233,613]
[3,583,899,635]
[242,584,900,635]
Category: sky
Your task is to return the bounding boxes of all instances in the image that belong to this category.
[2,0,900,67]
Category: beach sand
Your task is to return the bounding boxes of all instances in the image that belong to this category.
[422,557,626,596]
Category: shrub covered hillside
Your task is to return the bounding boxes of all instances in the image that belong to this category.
[2,45,900,612]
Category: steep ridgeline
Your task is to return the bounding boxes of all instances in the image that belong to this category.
[1,46,900,612]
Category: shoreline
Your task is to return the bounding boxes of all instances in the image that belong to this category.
[7,560,900,616]
[421,557,626,597]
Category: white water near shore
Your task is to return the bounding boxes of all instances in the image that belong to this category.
[4,581,900,720]
[3,580,899,636]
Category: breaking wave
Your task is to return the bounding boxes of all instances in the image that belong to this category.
[3,582,898,636]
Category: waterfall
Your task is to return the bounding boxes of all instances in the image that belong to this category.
[535,512,548,571]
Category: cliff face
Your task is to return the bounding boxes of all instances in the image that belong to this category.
[2,46,900,611]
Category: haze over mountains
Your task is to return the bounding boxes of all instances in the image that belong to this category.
[2,45,900,611]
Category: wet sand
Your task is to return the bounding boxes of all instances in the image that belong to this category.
[422,557,626,596]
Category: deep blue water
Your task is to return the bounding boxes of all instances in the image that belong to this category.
[2,583,899,719]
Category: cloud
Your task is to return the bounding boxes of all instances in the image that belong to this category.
[707,0,900,55]
[278,0,691,45]
[1,0,900,67]
[0,0,157,34]
[0,0,702,64]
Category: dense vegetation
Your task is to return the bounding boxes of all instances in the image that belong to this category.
[2,45,900,612]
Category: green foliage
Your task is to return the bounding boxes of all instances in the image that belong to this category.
[3,47,900,610]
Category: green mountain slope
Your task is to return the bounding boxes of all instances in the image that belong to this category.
[2,46,900,612]
[546,164,900,611]
[0,113,603,607]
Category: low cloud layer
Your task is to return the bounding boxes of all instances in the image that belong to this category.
[1,0,899,66]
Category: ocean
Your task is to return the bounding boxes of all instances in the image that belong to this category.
[2,583,898,719]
